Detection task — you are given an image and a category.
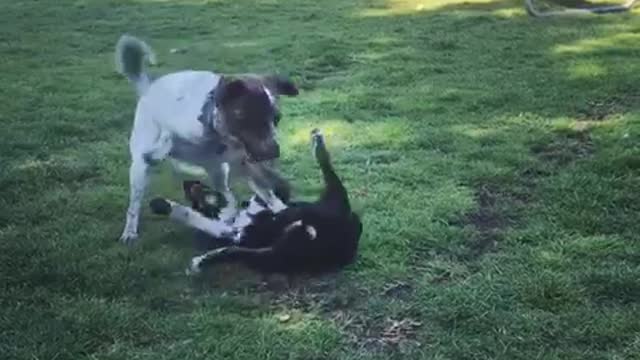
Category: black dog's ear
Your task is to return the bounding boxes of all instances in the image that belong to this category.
[263,75,299,96]
[183,180,207,205]
[183,180,198,201]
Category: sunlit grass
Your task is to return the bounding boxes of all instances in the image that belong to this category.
[282,119,413,148]
[554,32,640,55]
[357,0,520,17]
[567,60,608,79]
[3,0,640,359]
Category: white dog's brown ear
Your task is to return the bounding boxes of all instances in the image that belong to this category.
[264,75,299,96]
[216,77,249,104]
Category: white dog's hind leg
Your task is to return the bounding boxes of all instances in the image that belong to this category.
[120,159,150,244]
[142,130,173,165]
[248,180,287,213]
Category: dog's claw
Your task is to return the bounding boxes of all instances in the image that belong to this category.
[119,231,139,245]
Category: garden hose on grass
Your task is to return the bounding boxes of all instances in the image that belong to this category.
[525,0,638,17]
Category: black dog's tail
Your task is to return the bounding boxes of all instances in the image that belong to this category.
[311,129,350,214]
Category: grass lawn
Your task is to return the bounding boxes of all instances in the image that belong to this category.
[2,0,640,358]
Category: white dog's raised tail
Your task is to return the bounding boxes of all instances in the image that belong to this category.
[115,34,157,96]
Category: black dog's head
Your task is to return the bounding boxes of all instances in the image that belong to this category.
[182,179,292,217]
[214,75,298,163]
[182,180,226,218]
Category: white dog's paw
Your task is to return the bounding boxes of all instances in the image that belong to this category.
[119,230,139,245]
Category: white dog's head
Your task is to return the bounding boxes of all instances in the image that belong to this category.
[214,75,299,163]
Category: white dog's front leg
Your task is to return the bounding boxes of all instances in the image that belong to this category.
[248,180,287,213]
[208,163,237,222]
[120,159,150,244]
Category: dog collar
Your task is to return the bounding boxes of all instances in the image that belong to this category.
[197,87,227,155]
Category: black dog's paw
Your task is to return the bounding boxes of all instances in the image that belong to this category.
[311,128,323,141]
[149,198,172,215]
[311,128,330,163]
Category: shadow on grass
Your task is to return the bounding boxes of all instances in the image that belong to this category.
[2,0,640,358]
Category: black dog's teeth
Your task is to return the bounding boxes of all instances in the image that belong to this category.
[149,198,172,215]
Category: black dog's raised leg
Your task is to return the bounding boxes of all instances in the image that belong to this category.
[188,246,277,274]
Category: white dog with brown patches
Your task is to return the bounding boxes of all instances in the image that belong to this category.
[115,34,299,244]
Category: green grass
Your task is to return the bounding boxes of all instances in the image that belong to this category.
[2,0,640,358]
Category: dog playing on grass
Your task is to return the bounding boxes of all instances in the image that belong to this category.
[114,34,298,244]
[149,129,363,275]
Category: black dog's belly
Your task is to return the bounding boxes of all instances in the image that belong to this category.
[266,216,360,273]
[192,229,237,252]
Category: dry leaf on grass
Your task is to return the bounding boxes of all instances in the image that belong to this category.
[380,318,422,346]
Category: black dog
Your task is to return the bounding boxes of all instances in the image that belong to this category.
[149,129,363,275]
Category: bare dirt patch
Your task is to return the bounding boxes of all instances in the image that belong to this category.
[453,183,520,260]
[531,128,594,166]
[331,311,423,355]
[576,95,640,121]
[382,280,414,300]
